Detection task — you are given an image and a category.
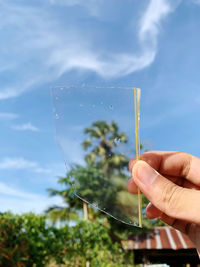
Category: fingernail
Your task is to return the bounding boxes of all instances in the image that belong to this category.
[132,161,158,186]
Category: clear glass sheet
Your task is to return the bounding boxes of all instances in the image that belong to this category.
[52,86,140,226]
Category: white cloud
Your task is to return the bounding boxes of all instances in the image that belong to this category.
[0,76,43,100]
[12,122,39,132]
[0,0,180,99]
[0,182,37,199]
[0,181,64,213]
[0,88,23,100]
[139,0,171,42]
[47,0,178,77]
[0,2,60,100]
[0,157,51,174]
[0,158,36,169]
[192,0,200,4]
[0,112,18,120]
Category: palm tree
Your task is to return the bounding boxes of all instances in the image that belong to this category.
[82,120,128,176]
[81,120,140,226]
[46,120,129,223]
[47,120,150,230]
[46,176,80,224]
[47,120,165,236]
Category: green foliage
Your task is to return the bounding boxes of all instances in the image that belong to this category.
[0,212,29,267]
[0,212,134,267]
[0,212,55,266]
[69,165,118,211]
[64,220,129,267]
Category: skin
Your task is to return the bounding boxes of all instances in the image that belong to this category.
[128,151,200,256]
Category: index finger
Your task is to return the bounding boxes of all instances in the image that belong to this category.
[129,151,200,186]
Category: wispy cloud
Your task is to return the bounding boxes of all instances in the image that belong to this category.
[0,2,59,100]
[0,157,51,174]
[0,112,18,120]
[0,182,37,199]
[192,0,200,4]
[12,122,39,132]
[0,0,180,100]
[0,181,64,213]
[48,0,178,77]
[0,88,24,100]
[139,0,171,42]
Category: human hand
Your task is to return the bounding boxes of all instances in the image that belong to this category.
[128,151,200,256]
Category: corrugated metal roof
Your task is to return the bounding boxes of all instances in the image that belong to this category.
[122,227,196,250]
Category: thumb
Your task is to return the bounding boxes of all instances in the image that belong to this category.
[132,160,200,225]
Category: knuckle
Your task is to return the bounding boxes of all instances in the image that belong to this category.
[179,153,192,178]
[161,182,183,215]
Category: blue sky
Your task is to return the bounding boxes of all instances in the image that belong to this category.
[1,0,200,214]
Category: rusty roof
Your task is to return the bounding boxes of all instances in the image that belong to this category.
[122,227,196,250]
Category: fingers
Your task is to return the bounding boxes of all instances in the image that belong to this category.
[146,203,162,219]
[129,151,200,186]
[131,160,200,225]
[127,178,138,194]
[145,203,191,233]
[145,202,193,236]
[128,174,200,195]
[146,207,200,252]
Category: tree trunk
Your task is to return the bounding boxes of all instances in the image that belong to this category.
[83,201,88,220]
[83,202,90,267]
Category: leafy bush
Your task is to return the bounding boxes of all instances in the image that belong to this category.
[0,212,133,267]
[0,212,58,266]
[64,220,125,267]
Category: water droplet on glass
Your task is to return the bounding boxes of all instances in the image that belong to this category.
[60,87,64,91]
[80,104,83,107]
[109,105,113,110]
[54,114,59,119]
